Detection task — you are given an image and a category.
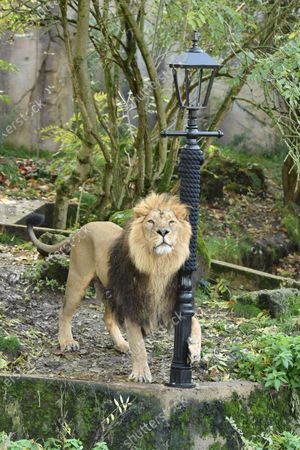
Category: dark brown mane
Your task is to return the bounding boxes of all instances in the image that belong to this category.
[107,228,178,332]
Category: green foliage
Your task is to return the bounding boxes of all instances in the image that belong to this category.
[0,432,109,450]
[0,159,24,186]
[0,146,52,159]
[227,417,300,450]
[0,335,21,356]
[206,236,240,264]
[232,303,261,319]
[0,58,16,104]
[109,209,133,227]
[23,257,69,292]
[0,232,23,246]
[282,213,300,246]
[233,333,300,392]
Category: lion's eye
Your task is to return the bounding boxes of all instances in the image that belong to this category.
[147,219,154,225]
[169,220,175,225]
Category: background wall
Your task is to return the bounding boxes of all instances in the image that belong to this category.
[0,27,73,152]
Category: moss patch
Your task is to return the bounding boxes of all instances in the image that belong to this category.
[0,377,297,450]
[0,336,21,357]
[232,303,261,319]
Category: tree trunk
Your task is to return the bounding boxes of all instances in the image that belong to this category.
[53,190,69,229]
[54,0,102,229]
[282,154,300,206]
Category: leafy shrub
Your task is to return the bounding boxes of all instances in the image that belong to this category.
[0,432,109,450]
[233,333,300,391]
[227,418,300,450]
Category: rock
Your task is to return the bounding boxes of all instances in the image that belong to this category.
[236,288,300,318]
[201,149,266,201]
[39,232,67,245]
[40,254,69,285]
[241,233,298,272]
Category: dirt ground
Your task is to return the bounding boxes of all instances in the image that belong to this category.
[0,247,198,385]
[1,240,300,389]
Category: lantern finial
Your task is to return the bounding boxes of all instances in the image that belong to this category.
[191,31,200,52]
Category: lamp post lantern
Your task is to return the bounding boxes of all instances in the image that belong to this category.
[161,31,223,388]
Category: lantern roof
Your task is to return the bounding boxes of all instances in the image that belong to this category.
[170,31,221,69]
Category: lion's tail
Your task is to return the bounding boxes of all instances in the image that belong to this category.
[26,213,71,256]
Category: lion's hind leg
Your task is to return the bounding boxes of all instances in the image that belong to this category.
[94,280,129,353]
[59,271,93,352]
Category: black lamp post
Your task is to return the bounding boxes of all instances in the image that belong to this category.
[161,31,223,388]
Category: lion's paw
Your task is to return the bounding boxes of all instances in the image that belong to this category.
[188,337,201,364]
[129,363,152,383]
[116,341,130,354]
[60,340,80,352]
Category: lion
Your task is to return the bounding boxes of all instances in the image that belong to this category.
[26,193,201,383]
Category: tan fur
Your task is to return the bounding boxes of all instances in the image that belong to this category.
[28,193,201,383]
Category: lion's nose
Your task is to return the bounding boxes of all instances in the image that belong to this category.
[156,228,170,237]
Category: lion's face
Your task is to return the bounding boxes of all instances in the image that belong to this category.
[128,193,192,275]
[143,208,184,256]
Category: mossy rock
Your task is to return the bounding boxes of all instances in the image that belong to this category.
[235,288,300,318]
[201,151,266,201]
[40,254,70,285]
[232,303,261,319]
[109,209,133,227]
[39,232,67,245]
[0,376,297,450]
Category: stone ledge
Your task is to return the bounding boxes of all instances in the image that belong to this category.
[0,374,295,450]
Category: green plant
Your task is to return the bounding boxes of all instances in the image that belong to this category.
[206,236,241,264]
[0,433,110,450]
[282,213,300,246]
[227,417,300,450]
[232,303,262,319]
[0,232,23,246]
[233,333,300,392]
[0,335,21,356]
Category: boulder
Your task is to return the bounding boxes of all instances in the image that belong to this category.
[39,232,67,245]
[236,288,300,318]
[40,254,69,285]
[201,149,266,201]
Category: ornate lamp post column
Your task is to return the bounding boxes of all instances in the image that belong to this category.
[161,31,223,388]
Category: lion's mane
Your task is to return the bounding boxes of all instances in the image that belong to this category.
[107,193,191,332]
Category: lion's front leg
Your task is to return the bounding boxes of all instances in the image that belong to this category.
[125,318,152,383]
[188,316,202,364]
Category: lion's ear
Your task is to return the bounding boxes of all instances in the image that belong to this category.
[173,204,189,221]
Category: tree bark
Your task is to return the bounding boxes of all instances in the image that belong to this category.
[282,154,300,206]
[54,0,103,228]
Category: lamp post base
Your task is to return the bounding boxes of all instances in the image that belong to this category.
[166,365,196,388]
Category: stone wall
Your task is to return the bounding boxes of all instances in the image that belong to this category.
[210,80,278,153]
[0,29,279,153]
[0,375,297,449]
[0,28,73,151]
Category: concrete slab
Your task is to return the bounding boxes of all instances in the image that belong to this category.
[0,197,44,224]
[0,374,295,450]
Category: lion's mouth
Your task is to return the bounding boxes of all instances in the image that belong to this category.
[154,241,173,255]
